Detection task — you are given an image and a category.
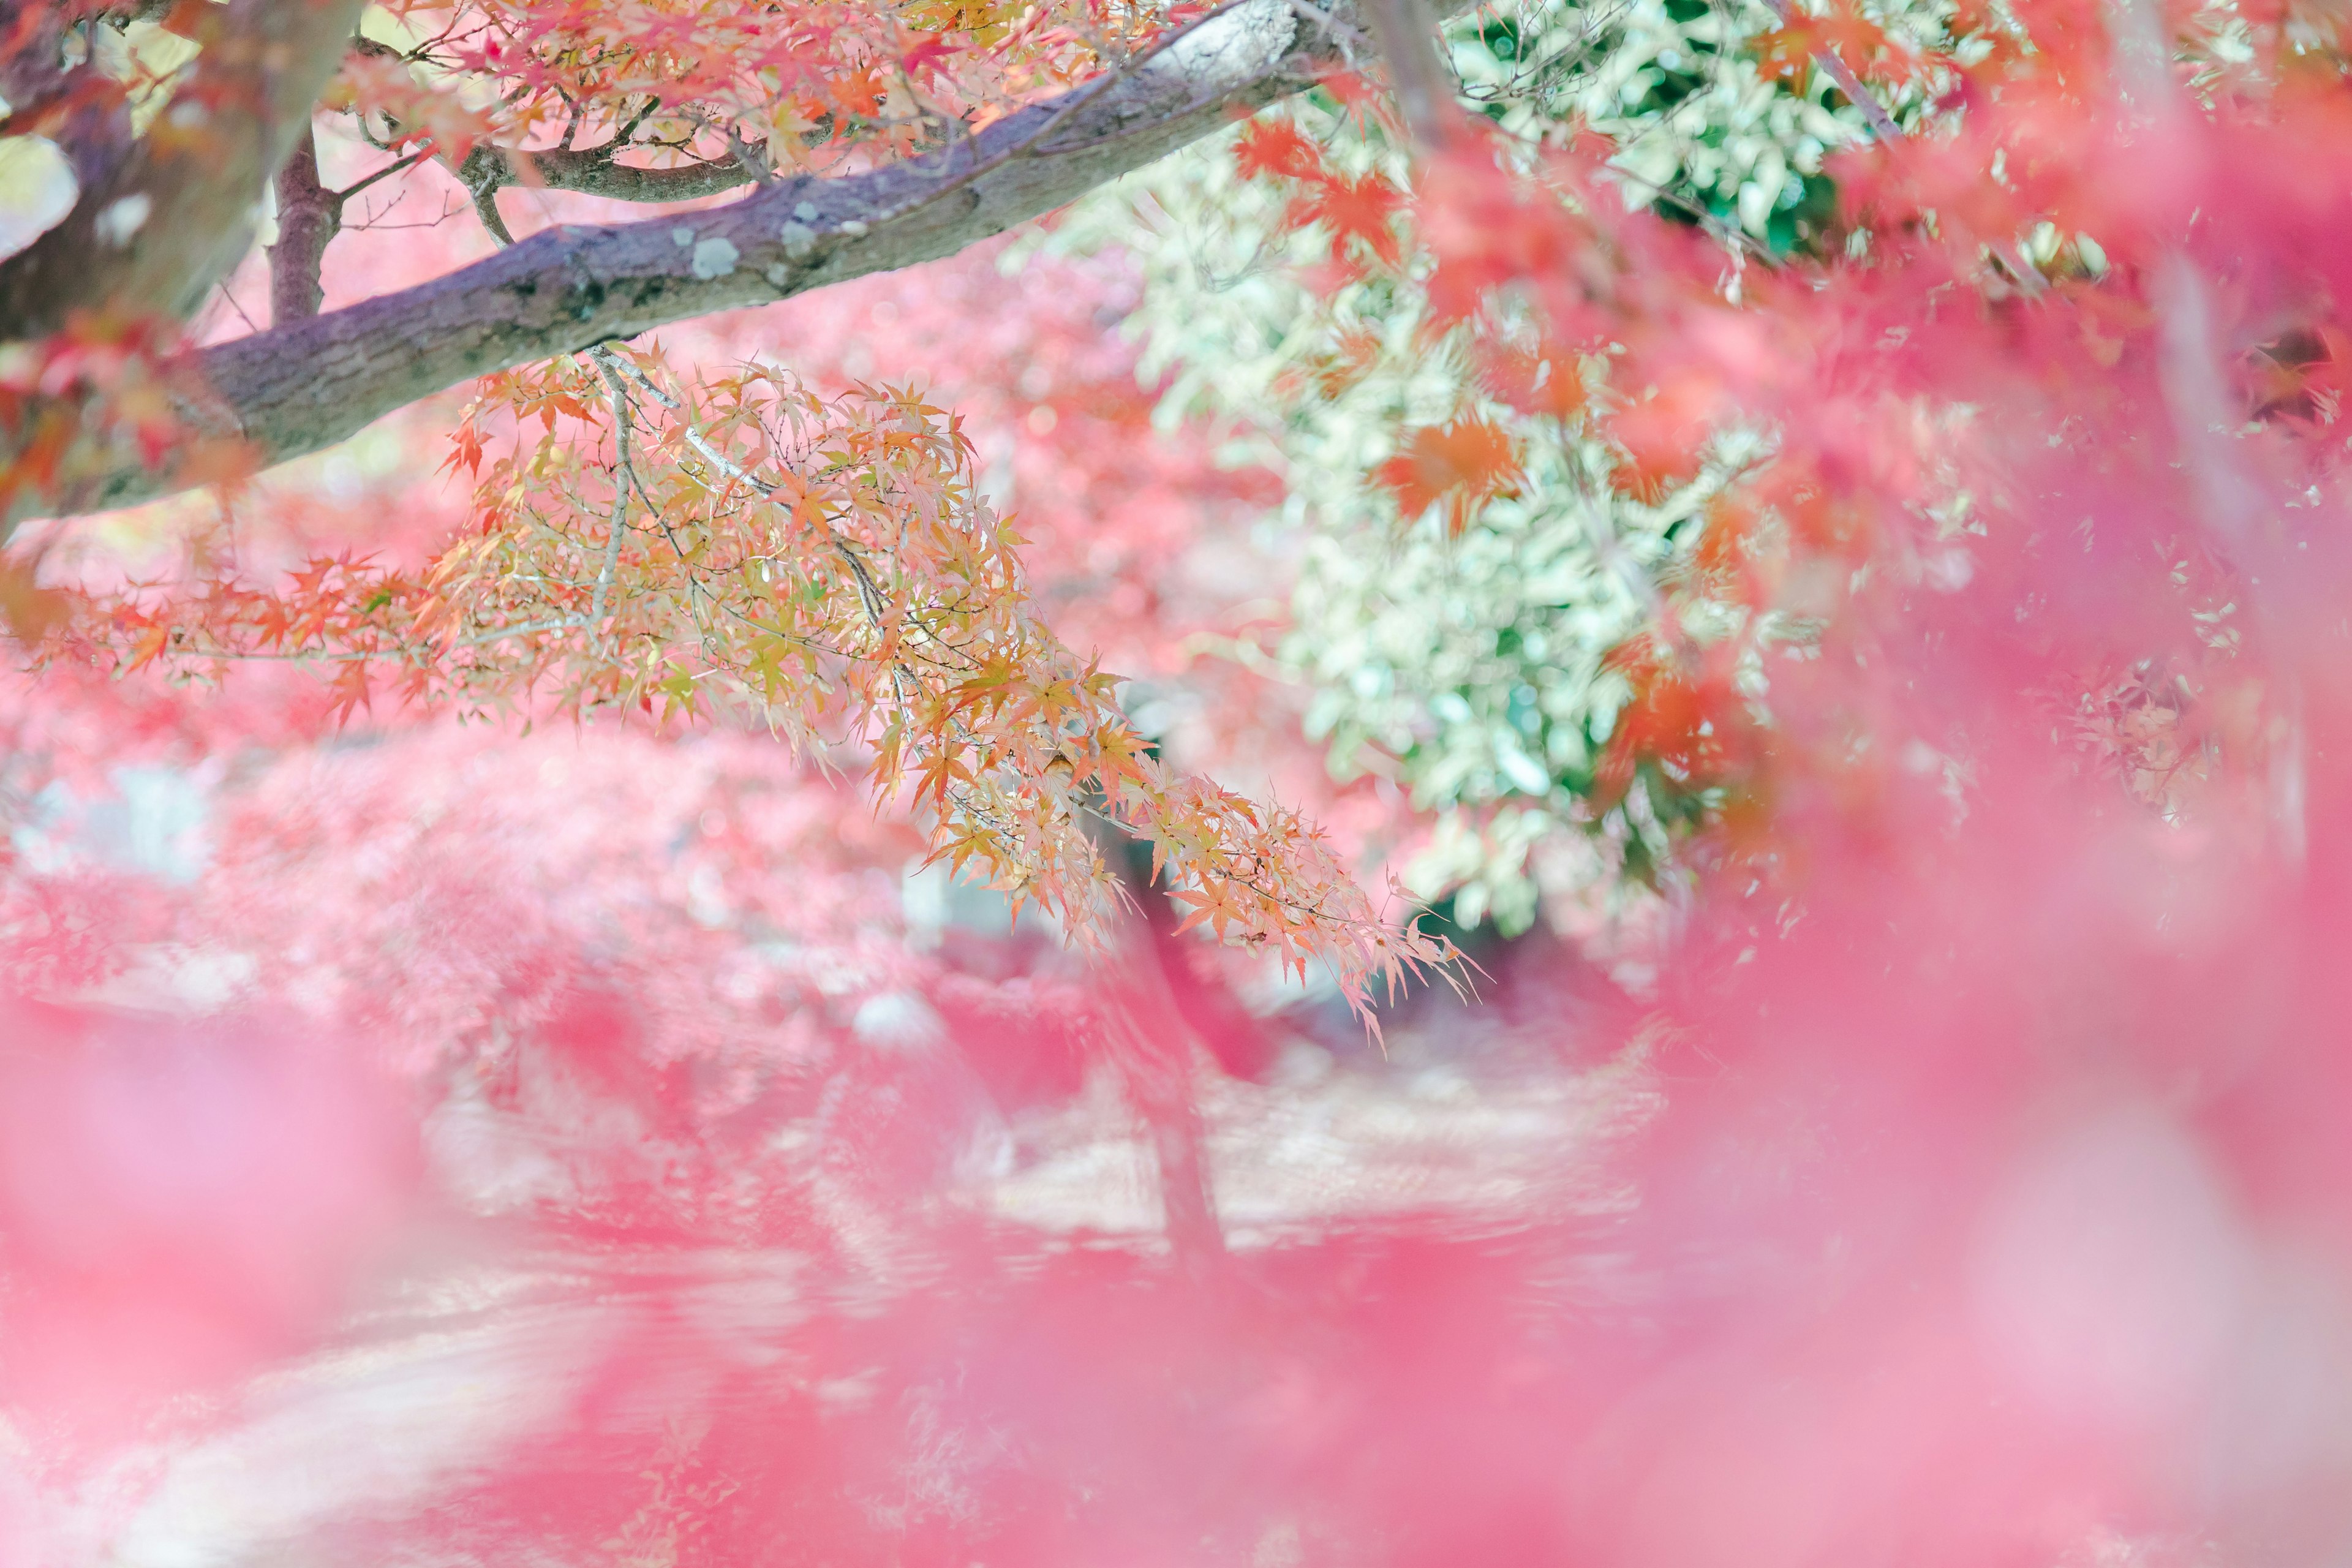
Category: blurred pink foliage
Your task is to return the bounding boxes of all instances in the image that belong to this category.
[0,1002,415,1447]
[18,0,2352,1561]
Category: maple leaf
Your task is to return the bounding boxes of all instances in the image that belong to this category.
[1476,344,1585,421]
[323,53,495,160]
[1375,417,1520,537]
[1754,20,1821,84]
[1233,118,1323,183]
[831,67,884,118]
[325,660,374,727]
[899,32,954,82]
[1313,326,1385,401]
[1605,375,1719,503]
[1417,148,1594,323]
[1295,172,1404,268]
[1756,2,1909,88]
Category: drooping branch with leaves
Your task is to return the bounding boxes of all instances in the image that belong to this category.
[51,342,1445,1001]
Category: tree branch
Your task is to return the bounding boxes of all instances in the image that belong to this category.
[268,120,341,323]
[29,0,1443,524]
[466,141,763,205]
[1358,0,1460,149]
[0,0,368,339]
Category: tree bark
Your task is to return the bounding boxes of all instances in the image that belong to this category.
[12,0,1466,528]
[0,0,367,340]
[462,141,764,205]
[267,121,339,324]
[1359,0,1460,149]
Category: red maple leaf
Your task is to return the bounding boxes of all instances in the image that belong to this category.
[1296,172,1404,268]
[1233,119,1323,183]
[1756,2,1907,88]
[1606,375,1719,502]
[899,32,953,83]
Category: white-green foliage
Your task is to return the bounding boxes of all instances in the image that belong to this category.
[1452,0,1933,244]
[1039,0,1934,932]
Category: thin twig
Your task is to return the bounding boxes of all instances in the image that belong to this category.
[1758,0,1902,140]
[331,143,434,202]
[589,355,634,649]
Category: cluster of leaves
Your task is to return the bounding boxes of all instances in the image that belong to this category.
[19,0,2336,978]
[1044,10,1843,929]
[1453,0,1942,249]
[41,343,1446,1010]
[18,0,2352,1559]
[1,0,1472,1015]
[353,0,1197,179]
[1049,0,2303,933]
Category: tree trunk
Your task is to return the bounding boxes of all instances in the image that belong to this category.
[1104,910,1228,1273]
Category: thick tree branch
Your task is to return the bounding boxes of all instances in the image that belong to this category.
[32,0,1443,524]
[0,0,367,340]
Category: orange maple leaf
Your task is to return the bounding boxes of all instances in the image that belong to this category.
[1756,2,1908,88]
[1477,344,1585,421]
[1605,375,1720,503]
[1376,417,1520,537]
[326,660,373,727]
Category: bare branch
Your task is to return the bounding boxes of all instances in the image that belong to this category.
[467,179,516,246]
[332,145,435,202]
[588,353,634,648]
[497,145,761,203]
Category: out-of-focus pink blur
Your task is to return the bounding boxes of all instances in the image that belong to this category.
[16,59,2352,1568]
[0,1005,416,1442]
